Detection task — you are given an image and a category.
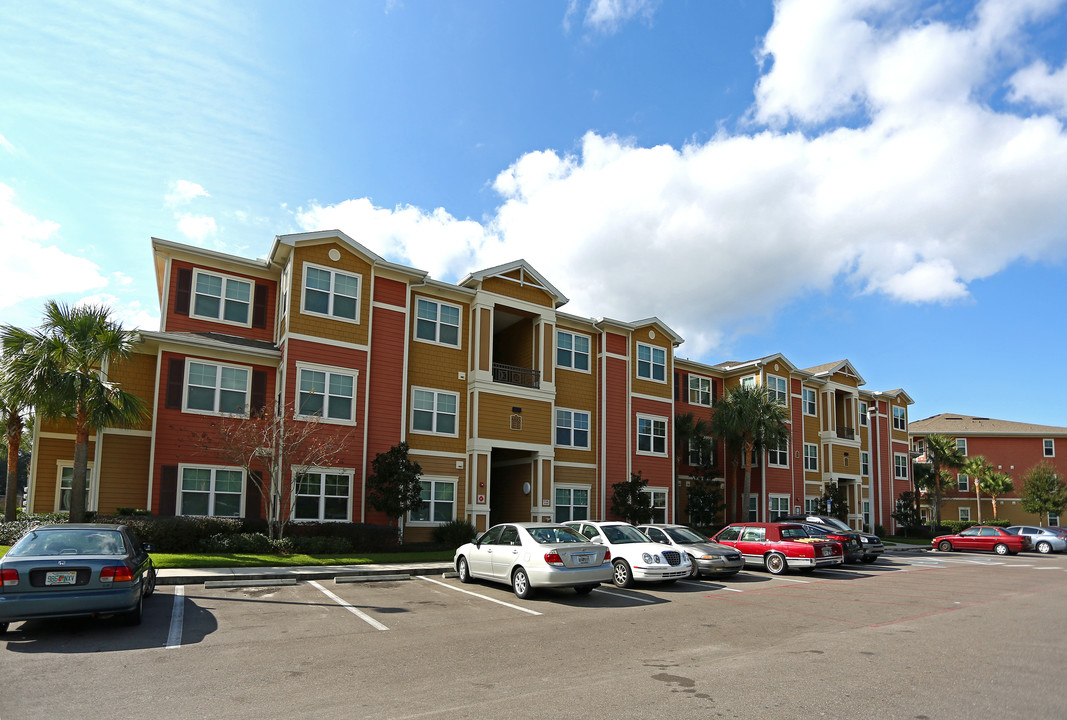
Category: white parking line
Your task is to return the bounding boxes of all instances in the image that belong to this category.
[166,585,184,650]
[771,577,810,583]
[310,580,390,631]
[417,575,543,615]
[592,586,659,603]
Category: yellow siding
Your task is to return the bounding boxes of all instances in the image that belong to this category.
[31,437,96,513]
[477,392,551,445]
[97,434,151,512]
[109,352,157,432]
[829,444,859,474]
[287,242,373,344]
[555,360,598,463]
[631,329,672,399]
[478,308,491,372]
[555,465,597,520]
[481,276,554,307]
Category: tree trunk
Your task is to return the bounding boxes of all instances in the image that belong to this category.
[975,486,982,524]
[991,497,998,520]
[70,419,91,523]
[398,514,405,546]
[741,441,753,522]
[4,416,21,522]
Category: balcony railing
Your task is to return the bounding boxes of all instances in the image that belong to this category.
[836,425,856,440]
[492,362,541,389]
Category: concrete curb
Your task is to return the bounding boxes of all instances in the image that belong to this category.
[156,562,454,586]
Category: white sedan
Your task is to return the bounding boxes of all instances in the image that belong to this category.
[565,521,691,587]
[454,523,613,599]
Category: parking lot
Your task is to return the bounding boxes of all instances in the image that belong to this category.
[4,550,1067,719]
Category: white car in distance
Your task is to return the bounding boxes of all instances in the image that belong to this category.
[565,521,691,587]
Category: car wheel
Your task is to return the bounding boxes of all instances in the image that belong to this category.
[994,543,1009,556]
[123,593,143,627]
[765,552,787,575]
[143,563,157,598]
[574,584,597,596]
[938,540,953,552]
[456,556,472,583]
[0,622,8,635]
[1037,542,1052,554]
[861,556,877,564]
[687,555,700,578]
[612,559,634,588]
[511,567,533,600]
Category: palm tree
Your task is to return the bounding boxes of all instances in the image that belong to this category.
[1,301,147,522]
[1,351,32,521]
[676,412,712,525]
[979,471,1014,520]
[923,434,965,527]
[709,383,789,522]
[961,455,993,524]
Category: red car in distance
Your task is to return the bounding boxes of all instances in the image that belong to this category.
[931,526,1031,555]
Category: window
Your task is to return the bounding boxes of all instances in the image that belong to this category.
[748,495,758,521]
[957,474,969,492]
[191,269,252,325]
[859,402,868,427]
[741,376,756,389]
[689,376,712,406]
[57,464,94,512]
[296,365,356,423]
[863,501,870,530]
[637,415,668,455]
[689,437,713,466]
[920,507,929,522]
[769,495,790,520]
[556,330,590,371]
[768,439,788,467]
[803,443,818,472]
[805,497,819,513]
[643,488,668,523]
[892,406,906,431]
[767,375,787,405]
[894,453,908,480]
[185,361,249,415]
[803,388,817,416]
[861,451,869,476]
[303,263,360,321]
[179,466,243,517]
[1044,439,1055,458]
[636,343,666,382]
[1050,512,1060,526]
[411,388,458,435]
[955,437,968,456]
[556,409,590,449]
[409,479,455,523]
[959,507,971,522]
[415,298,461,346]
[555,486,589,522]
[294,470,351,521]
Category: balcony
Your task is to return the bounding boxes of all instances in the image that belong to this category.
[836,425,855,440]
[492,362,540,389]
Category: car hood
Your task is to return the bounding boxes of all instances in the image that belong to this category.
[606,541,680,560]
[676,541,740,557]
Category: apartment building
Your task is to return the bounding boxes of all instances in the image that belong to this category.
[909,414,1067,525]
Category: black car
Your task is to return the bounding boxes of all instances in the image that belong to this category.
[780,514,884,563]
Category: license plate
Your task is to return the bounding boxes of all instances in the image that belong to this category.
[46,571,78,586]
[822,547,832,556]
[575,554,591,565]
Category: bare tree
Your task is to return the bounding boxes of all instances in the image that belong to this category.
[193,401,352,540]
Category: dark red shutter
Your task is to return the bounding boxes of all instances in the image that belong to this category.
[674,371,681,401]
[165,358,185,409]
[159,466,178,516]
[251,284,268,329]
[175,267,192,315]
[246,471,263,519]
[712,379,719,407]
[250,370,267,416]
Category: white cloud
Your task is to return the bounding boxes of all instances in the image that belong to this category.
[0,183,108,313]
[1009,60,1067,115]
[0,133,13,153]
[176,213,218,243]
[564,0,659,35]
[165,180,210,207]
[74,293,159,331]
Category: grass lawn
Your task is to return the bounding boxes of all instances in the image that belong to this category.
[0,545,455,568]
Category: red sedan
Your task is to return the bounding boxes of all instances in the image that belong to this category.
[932,526,1031,555]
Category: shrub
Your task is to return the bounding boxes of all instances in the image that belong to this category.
[99,516,244,553]
[938,520,976,534]
[285,535,354,554]
[115,508,153,517]
[0,512,74,545]
[874,524,887,538]
[281,522,399,552]
[432,519,476,548]
[198,532,274,554]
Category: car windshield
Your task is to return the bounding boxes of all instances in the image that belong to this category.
[10,529,127,556]
[527,527,589,544]
[821,517,852,532]
[664,527,707,543]
[601,525,651,544]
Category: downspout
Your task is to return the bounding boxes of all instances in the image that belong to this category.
[871,405,883,532]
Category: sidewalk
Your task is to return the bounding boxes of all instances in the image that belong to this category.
[156,561,455,586]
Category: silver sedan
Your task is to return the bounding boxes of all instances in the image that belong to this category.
[637,524,745,578]
[1005,526,1067,554]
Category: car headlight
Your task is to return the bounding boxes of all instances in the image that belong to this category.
[642,553,653,563]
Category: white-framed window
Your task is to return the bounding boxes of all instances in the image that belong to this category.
[178,465,243,517]
[892,406,906,431]
[863,500,871,530]
[959,507,971,522]
[642,488,668,523]
[894,453,908,480]
[191,269,253,326]
[279,261,291,317]
[803,443,818,472]
[957,473,969,492]
[636,415,668,455]
[769,494,790,520]
[556,330,591,372]
[1044,439,1055,458]
[56,462,94,513]
[859,402,868,427]
[636,343,666,382]
[1050,512,1060,526]
[805,496,819,513]
[920,507,929,522]
[408,478,456,524]
[293,469,351,521]
[295,364,356,424]
[184,360,250,416]
[689,375,713,406]
[768,439,788,467]
[803,388,817,416]
[748,495,758,521]
[555,486,590,523]
[955,437,968,456]
[302,262,360,322]
[556,408,591,449]
[861,451,869,477]
[689,437,712,466]
[415,298,461,347]
[767,375,787,405]
[741,376,757,389]
[411,388,458,436]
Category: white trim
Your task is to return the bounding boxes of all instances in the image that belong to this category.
[802,387,817,416]
[552,483,591,522]
[767,438,789,468]
[372,299,407,312]
[407,449,468,460]
[406,476,458,526]
[190,267,254,328]
[803,443,819,472]
[410,386,460,438]
[554,407,592,450]
[293,362,358,426]
[54,461,95,513]
[635,413,669,456]
[413,296,463,349]
[282,332,369,353]
[635,342,667,383]
[182,358,252,418]
[554,461,597,469]
[894,452,909,480]
[1043,438,1055,458]
[176,463,246,518]
[687,374,714,407]
[300,261,362,325]
[630,391,672,405]
[101,428,154,438]
[291,466,355,522]
[555,329,592,374]
[766,374,788,406]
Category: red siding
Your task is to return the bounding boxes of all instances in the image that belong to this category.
[364,302,408,524]
[164,259,276,343]
[373,276,408,307]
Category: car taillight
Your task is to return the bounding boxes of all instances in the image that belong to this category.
[1,568,18,587]
[544,552,564,566]
[603,549,610,561]
[100,566,134,583]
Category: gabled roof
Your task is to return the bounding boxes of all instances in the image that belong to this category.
[459,259,569,308]
[909,413,1067,436]
[269,230,428,279]
[713,353,798,375]
[872,388,914,405]
[801,359,865,385]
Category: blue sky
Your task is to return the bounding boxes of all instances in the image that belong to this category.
[2,0,1066,425]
